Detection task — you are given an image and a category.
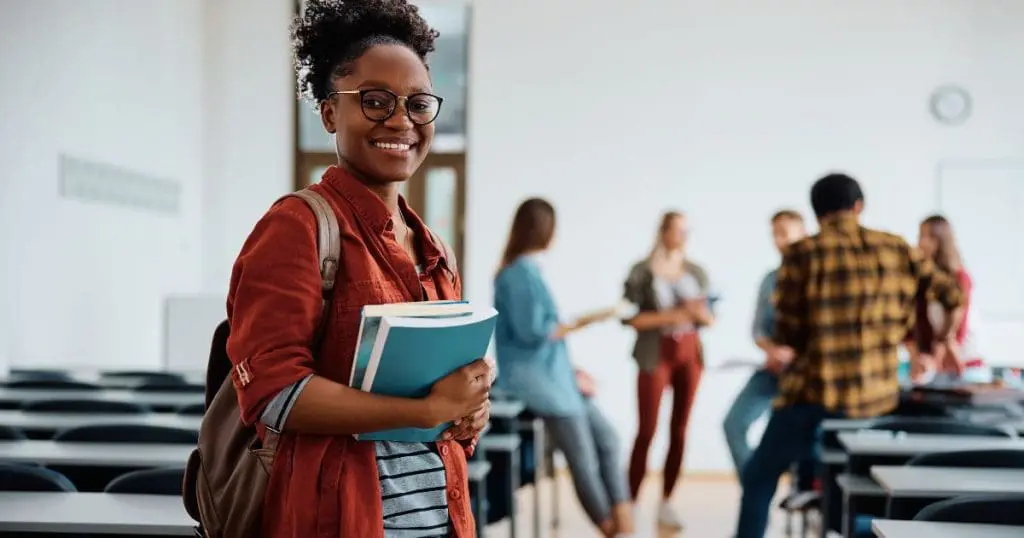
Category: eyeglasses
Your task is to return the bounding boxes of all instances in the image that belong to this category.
[327,89,443,126]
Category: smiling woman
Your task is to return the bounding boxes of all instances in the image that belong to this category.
[216,1,491,537]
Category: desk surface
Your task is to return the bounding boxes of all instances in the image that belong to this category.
[871,465,1024,498]
[836,473,885,496]
[838,431,1024,456]
[871,519,1023,538]
[0,439,192,467]
[489,399,526,419]
[0,492,194,536]
[0,409,201,431]
[0,387,202,408]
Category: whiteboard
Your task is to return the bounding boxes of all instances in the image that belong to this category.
[938,164,1024,317]
[163,294,227,373]
[937,163,1024,367]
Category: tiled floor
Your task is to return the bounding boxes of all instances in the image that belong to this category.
[484,473,793,537]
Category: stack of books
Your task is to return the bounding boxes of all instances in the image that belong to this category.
[348,300,498,442]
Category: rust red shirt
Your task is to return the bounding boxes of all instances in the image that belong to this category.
[225,166,475,537]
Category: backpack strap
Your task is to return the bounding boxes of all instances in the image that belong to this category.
[285,189,340,342]
[427,228,458,284]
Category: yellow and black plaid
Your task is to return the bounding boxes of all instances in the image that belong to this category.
[772,213,963,418]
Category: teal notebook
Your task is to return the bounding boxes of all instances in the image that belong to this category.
[355,304,498,442]
[348,300,468,390]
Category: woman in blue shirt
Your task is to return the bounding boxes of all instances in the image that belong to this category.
[493,198,634,538]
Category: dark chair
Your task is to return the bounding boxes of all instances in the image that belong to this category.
[9,369,72,381]
[133,380,205,394]
[22,399,149,414]
[914,494,1024,525]
[5,379,101,391]
[866,418,1015,438]
[53,424,198,445]
[906,449,1024,469]
[176,403,205,416]
[104,467,184,495]
[0,463,76,491]
[101,371,187,384]
[887,449,1024,519]
[0,425,27,440]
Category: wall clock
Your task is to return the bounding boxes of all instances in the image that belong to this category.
[930,85,972,126]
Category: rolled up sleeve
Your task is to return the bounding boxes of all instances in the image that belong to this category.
[226,199,323,425]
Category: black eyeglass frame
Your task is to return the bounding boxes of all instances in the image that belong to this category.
[326,89,444,126]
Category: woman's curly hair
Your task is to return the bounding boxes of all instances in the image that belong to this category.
[292,0,439,104]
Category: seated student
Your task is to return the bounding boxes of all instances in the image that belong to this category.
[493,198,634,538]
[722,210,815,489]
[225,2,491,536]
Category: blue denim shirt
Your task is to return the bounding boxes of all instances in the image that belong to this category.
[752,269,777,342]
[493,256,585,417]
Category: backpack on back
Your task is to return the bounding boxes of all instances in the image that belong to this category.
[181,187,459,537]
[182,189,340,538]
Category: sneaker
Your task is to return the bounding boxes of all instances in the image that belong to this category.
[657,502,684,530]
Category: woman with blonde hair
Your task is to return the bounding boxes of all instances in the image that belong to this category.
[622,210,714,529]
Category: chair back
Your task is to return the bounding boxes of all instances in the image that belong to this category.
[0,425,26,440]
[0,463,76,492]
[134,381,206,394]
[914,494,1024,525]
[54,424,198,445]
[177,403,205,416]
[888,449,1024,519]
[907,449,1024,469]
[9,369,72,381]
[101,371,187,384]
[104,467,184,495]
[6,379,101,391]
[22,399,149,414]
[867,418,1015,438]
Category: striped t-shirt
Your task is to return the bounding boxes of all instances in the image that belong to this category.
[261,379,452,537]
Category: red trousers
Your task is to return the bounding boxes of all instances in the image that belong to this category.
[628,333,703,499]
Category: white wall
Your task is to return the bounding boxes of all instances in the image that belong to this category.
[201,0,294,294]
[0,0,205,370]
[0,0,293,370]
[466,0,1024,472]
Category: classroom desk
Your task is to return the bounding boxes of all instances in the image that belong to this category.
[0,410,201,435]
[871,519,1023,538]
[489,399,526,420]
[870,465,1024,498]
[837,432,1024,460]
[836,474,886,538]
[0,388,202,410]
[0,440,191,467]
[0,492,194,536]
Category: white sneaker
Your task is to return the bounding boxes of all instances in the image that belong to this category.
[657,502,684,530]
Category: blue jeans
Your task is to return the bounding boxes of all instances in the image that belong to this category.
[723,369,778,472]
[724,370,816,490]
[735,404,841,538]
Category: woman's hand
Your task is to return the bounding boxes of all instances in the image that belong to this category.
[575,368,597,397]
[425,359,490,428]
[443,400,490,441]
[933,338,965,377]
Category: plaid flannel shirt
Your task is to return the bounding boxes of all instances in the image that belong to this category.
[772,213,963,418]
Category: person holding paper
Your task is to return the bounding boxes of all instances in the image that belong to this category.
[621,210,714,530]
[722,210,815,489]
[224,2,491,536]
[908,215,979,381]
[493,198,634,538]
